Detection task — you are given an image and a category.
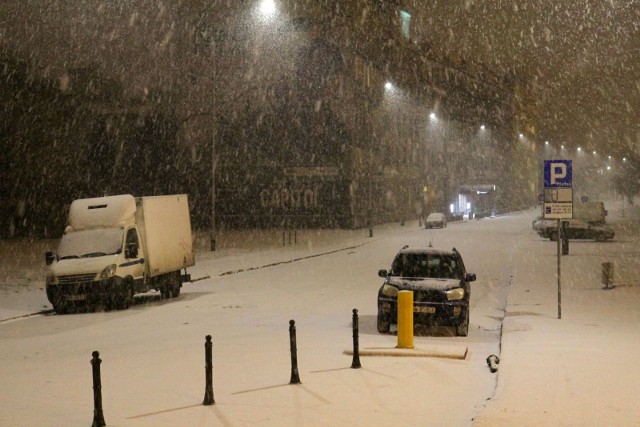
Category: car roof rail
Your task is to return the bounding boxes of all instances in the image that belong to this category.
[401,245,409,250]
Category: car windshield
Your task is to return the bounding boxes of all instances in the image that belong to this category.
[427,214,443,221]
[57,228,123,259]
[391,253,461,279]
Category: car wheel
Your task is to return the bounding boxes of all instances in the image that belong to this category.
[377,312,390,333]
[455,309,469,337]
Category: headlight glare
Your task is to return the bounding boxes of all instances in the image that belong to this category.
[446,288,465,301]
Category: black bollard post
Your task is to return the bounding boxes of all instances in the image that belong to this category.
[289,320,301,384]
[203,335,215,405]
[351,309,361,369]
[91,351,106,427]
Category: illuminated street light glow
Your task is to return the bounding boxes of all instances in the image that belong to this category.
[593,150,597,155]
[561,145,565,149]
[519,133,524,138]
[577,147,582,152]
[429,112,437,120]
[259,0,276,15]
[545,141,549,145]
[384,81,393,91]
[480,125,485,130]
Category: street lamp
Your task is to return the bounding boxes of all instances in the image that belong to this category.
[259,0,276,16]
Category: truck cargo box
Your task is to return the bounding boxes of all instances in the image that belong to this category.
[136,195,195,277]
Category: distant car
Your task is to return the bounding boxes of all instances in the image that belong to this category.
[377,246,476,336]
[425,212,447,228]
[537,219,614,242]
[532,215,553,231]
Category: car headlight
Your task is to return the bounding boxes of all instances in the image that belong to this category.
[381,284,399,297]
[100,264,117,279]
[446,288,465,301]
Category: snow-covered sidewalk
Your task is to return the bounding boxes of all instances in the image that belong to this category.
[475,201,640,426]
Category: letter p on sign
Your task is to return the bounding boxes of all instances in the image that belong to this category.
[551,164,566,184]
[544,160,572,188]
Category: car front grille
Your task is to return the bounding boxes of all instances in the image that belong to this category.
[58,274,96,284]
[413,289,446,303]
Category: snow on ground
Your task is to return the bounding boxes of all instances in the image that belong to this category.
[1,199,640,426]
[474,200,640,426]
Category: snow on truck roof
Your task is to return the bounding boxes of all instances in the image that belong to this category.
[67,194,136,230]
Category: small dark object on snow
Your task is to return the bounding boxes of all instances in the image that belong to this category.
[91,351,106,427]
[289,320,301,384]
[351,309,361,369]
[203,335,215,405]
[486,354,500,373]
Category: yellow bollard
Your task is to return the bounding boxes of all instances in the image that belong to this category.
[397,290,414,349]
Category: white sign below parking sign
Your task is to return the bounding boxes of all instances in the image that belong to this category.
[544,203,573,219]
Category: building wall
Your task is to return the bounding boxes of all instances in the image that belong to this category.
[0,0,535,235]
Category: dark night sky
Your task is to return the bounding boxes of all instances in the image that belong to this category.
[412,0,640,157]
[1,0,639,157]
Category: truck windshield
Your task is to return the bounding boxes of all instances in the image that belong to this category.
[57,228,123,260]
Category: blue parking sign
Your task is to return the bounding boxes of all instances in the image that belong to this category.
[544,160,572,188]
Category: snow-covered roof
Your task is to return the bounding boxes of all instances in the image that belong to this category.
[67,194,136,230]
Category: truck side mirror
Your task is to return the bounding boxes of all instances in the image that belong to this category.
[466,273,476,282]
[125,243,138,259]
[378,269,388,278]
[45,251,55,265]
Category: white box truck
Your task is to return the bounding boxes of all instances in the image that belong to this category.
[573,201,607,225]
[45,194,194,313]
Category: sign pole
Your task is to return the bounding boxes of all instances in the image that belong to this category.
[557,219,561,319]
[543,159,572,321]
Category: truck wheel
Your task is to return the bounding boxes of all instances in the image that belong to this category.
[119,277,135,309]
[167,281,181,298]
[160,272,181,299]
[53,301,68,315]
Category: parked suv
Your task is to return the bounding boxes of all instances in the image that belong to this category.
[377,246,476,336]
